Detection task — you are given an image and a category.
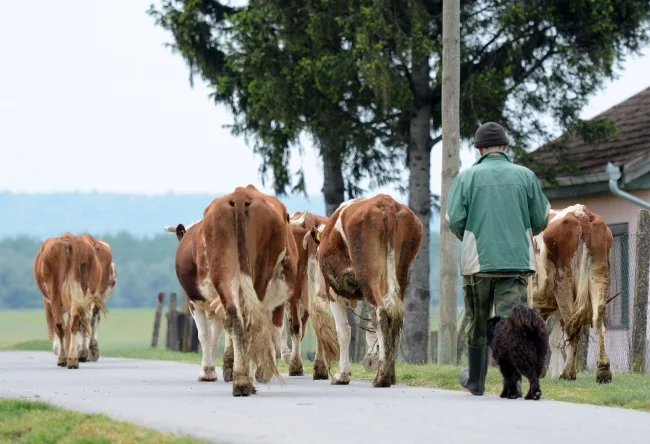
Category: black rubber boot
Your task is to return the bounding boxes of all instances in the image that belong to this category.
[459,345,486,395]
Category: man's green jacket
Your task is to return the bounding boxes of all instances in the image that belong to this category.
[445,151,550,276]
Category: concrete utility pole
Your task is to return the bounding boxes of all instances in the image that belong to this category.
[438,0,460,365]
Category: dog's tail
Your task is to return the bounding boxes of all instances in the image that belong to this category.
[508,305,547,337]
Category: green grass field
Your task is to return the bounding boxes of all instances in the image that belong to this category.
[0,398,204,443]
[1,309,649,414]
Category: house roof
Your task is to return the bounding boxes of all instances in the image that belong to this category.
[526,86,650,184]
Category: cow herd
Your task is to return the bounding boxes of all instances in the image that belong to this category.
[33,184,615,397]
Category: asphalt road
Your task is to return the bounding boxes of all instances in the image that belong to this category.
[1,351,649,444]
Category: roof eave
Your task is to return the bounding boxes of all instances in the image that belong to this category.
[540,155,650,190]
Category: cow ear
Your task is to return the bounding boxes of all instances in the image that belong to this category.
[310,227,321,245]
[175,224,186,241]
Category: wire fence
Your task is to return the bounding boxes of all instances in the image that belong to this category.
[580,231,650,374]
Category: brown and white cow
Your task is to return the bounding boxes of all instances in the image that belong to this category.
[283,210,340,379]
[33,233,116,368]
[165,184,298,396]
[530,204,613,384]
[78,234,117,361]
[164,218,232,382]
[309,195,423,387]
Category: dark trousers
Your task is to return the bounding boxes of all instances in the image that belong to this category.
[463,274,529,347]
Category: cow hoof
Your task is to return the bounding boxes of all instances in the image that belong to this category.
[597,369,612,384]
[88,344,100,362]
[289,367,304,377]
[232,377,256,397]
[223,368,233,383]
[57,360,66,367]
[312,367,329,381]
[559,372,576,381]
[78,349,89,363]
[67,358,79,369]
[372,374,392,388]
[198,366,217,382]
[331,372,351,385]
[255,366,274,384]
[362,353,379,372]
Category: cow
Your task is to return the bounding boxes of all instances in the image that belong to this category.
[33,233,115,368]
[530,204,613,384]
[309,195,423,387]
[283,210,340,379]
[76,234,116,361]
[165,184,298,396]
[164,218,232,383]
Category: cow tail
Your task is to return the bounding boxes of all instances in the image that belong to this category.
[383,203,404,353]
[234,196,282,384]
[307,259,340,372]
[564,243,592,344]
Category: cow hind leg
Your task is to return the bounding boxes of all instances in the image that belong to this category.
[223,332,234,383]
[48,293,67,367]
[590,271,612,384]
[224,302,255,396]
[193,309,217,381]
[547,316,564,380]
[313,338,329,380]
[559,339,579,381]
[362,309,380,372]
[287,301,304,377]
[88,306,101,361]
[370,246,404,388]
[66,308,81,369]
[77,310,92,362]
[278,310,292,365]
[330,296,352,385]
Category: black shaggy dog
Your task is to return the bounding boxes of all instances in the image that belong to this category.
[486,305,549,400]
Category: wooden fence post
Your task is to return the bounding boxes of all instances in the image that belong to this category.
[166,292,178,351]
[151,292,164,348]
[631,209,650,373]
[181,302,191,353]
[430,331,438,364]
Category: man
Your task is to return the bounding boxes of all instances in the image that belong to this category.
[446,122,550,396]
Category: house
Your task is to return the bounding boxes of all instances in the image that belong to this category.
[524,85,650,372]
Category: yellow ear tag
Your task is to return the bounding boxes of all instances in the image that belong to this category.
[316,231,321,242]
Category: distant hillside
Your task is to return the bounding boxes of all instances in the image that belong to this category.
[0,191,441,239]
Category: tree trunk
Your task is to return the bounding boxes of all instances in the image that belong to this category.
[438,0,461,365]
[403,58,432,364]
[322,149,345,217]
[321,145,359,360]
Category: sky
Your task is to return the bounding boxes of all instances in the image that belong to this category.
[1,0,649,200]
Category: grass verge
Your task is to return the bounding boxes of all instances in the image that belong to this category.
[6,340,650,413]
[0,397,204,443]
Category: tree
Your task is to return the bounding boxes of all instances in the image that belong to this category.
[150,0,650,363]
[339,0,650,363]
[148,0,403,214]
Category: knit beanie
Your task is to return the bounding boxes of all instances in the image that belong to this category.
[474,122,509,148]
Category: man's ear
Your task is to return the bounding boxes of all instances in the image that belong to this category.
[310,226,321,245]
